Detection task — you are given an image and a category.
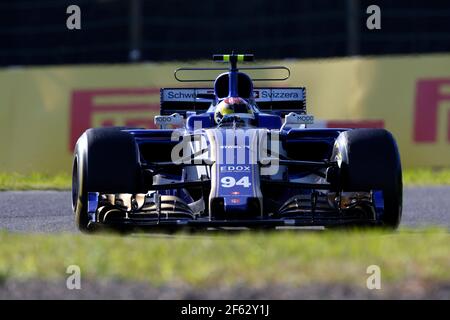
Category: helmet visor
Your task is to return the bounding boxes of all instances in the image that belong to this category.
[233,103,250,114]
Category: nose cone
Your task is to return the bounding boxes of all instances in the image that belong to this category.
[206,128,263,220]
[211,196,262,220]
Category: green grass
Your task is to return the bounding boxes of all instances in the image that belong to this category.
[0,172,71,191]
[403,168,450,186]
[0,229,448,287]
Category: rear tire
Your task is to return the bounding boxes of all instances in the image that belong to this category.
[72,127,143,232]
[331,129,402,229]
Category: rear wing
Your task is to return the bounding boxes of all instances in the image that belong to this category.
[160,88,214,116]
[253,88,306,117]
[160,87,306,116]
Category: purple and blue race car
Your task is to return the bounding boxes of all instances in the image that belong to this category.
[72,53,402,232]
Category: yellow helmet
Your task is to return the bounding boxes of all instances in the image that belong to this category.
[214,97,254,124]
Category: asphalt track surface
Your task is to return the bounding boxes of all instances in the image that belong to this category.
[0,187,449,232]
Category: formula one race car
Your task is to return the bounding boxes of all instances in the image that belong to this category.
[72,53,402,233]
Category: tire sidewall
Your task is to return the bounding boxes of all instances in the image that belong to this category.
[72,127,142,232]
[73,132,90,231]
[332,129,403,228]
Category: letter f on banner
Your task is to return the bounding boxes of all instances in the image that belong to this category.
[414,78,450,143]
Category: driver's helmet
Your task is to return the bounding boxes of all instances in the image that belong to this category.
[214,97,254,124]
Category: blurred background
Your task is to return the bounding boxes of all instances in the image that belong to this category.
[1,0,450,173]
[2,0,450,65]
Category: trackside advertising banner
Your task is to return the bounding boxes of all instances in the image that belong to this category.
[1,54,450,173]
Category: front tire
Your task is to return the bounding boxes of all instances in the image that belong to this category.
[332,129,402,229]
[72,127,143,232]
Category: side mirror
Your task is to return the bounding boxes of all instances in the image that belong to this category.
[281,112,314,131]
[154,113,184,129]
